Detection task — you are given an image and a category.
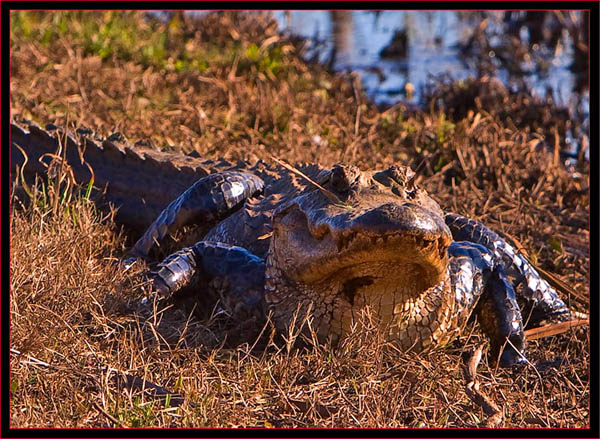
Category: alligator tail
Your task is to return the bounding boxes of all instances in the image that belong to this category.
[10,120,232,231]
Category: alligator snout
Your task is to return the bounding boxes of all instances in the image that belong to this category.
[329,202,451,242]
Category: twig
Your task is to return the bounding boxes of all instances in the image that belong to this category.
[351,73,362,137]
[462,344,503,428]
[108,368,187,408]
[524,319,588,340]
[407,157,427,188]
[10,348,51,368]
[12,142,34,199]
[270,156,342,203]
[92,401,124,428]
[464,344,483,383]
[11,348,186,408]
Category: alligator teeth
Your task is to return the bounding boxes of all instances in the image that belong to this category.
[334,230,445,258]
[338,230,356,251]
[438,238,447,259]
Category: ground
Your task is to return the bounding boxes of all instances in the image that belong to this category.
[9,11,589,428]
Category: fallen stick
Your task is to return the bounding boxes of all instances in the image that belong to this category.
[524,319,588,340]
[92,401,125,428]
[463,344,503,428]
[10,348,186,409]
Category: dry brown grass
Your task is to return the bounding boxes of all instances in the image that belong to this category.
[9,11,589,428]
[9,204,589,427]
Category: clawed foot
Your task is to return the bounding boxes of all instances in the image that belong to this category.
[119,254,176,306]
[120,249,192,298]
[148,273,172,298]
[497,347,528,368]
[119,252,151,272]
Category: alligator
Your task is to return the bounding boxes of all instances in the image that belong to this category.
[10,120,574,367]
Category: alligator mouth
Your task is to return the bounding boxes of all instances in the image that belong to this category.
[312,232,451,347]
[268,200,452,347]
[335,261,437,306]
[297,230,450,286]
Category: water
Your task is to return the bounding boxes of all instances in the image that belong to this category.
[176,10,589,162]
[269,10,588,163]
[272,11,585,106]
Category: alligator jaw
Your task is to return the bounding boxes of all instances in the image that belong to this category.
[293,231,450,289]
[264,251,454,349]
[265,175,454,347]
[269,200,451,289]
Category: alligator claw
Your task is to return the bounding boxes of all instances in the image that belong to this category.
[498,347,528,368]
[120,256,140,271]
[150,274,172,298]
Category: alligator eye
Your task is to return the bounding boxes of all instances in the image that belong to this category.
[387,165,408,185]
[330,165,358,193]
[386,165,418,199]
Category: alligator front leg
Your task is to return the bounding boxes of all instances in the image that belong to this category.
[449,241,526,367]
[445,213,570,326]
[150,241,266,318]
[129,172,264,259]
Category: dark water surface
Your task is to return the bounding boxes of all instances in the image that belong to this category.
[272,11,586,105]
[182,10,589,161]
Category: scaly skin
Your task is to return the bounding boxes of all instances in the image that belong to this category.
[10,120,230,230]
[10,121,574,366]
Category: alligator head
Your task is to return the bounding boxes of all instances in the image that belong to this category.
[264,164,454,349]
